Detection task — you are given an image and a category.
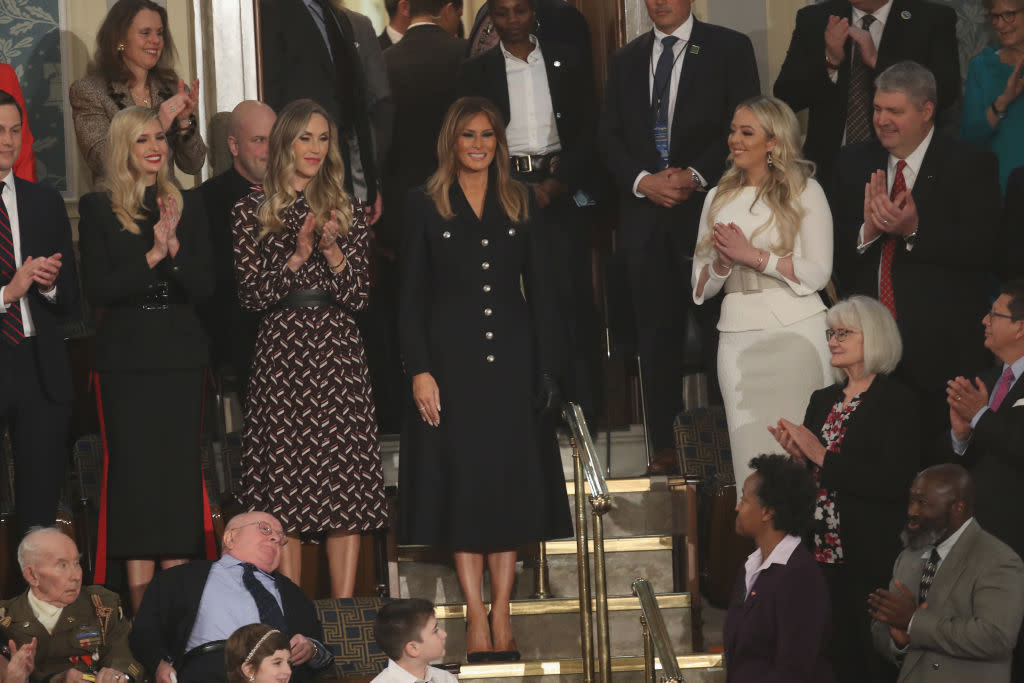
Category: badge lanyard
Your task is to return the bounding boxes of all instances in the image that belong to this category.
[650,38,688,170]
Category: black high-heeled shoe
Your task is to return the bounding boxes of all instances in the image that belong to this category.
[487,611,521,662]
[466,614,494,663]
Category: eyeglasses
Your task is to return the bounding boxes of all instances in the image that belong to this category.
[825,328,859,342]
[988,8,1023,23]
[233,520,288,546]
[986,309,1018,322]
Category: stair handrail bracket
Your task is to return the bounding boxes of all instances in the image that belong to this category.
[631,577,684,683]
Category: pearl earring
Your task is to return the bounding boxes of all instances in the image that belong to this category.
[767,151,774,169]
[117,43,126,53]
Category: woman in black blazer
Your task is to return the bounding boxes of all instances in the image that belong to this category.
[770,295,920,683]
[398,97,571,662]
[78,106,213,610]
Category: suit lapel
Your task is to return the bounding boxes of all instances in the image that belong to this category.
[485,47,511,124]
[542,43,566,126]
[909,133,945,218]
[292,0,335,75]
[921,521,978,612]
[670,19,707,137]
[877,0,911,68]
[628,32,655,135]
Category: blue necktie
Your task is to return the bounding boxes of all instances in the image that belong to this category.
[653,36,679,125]
[242,563,288,632]
[652,36,679,169]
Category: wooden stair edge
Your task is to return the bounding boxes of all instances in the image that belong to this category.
[454,653,724,678]
[432,593,691,618]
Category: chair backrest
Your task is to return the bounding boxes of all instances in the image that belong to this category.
[674,406,734,488]
[313,596,390,676]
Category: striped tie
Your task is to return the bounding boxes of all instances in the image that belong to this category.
[0,180,25,345]
[845,14,877,144]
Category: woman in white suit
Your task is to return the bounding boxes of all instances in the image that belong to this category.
[692,95,833,487]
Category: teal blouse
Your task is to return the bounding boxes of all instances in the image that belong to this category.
[960,46,1024,194]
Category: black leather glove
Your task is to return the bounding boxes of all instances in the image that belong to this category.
[535,372,561,418]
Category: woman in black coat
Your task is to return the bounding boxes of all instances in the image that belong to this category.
[770,295,920,683]
[78,106,214,610]
[398,97,571,662]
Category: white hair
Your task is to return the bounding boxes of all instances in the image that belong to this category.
[17,526,70,570]
[826,296,903,382]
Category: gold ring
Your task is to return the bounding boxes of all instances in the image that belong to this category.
[956,395,962,401]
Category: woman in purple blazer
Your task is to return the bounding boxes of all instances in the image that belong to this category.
[724,454,835,683]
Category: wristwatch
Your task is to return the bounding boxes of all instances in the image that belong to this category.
[825,53,841,71]
[690,168,704,191]
[991,102,1007,120]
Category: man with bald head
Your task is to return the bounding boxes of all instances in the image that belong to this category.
[0,528,140,683]
[198,101,276,401]
[868,465,1024,683]
[129,512,332,683]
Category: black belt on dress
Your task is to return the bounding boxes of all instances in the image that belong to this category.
[273,289,336,310]
[121,281,187,310]
[510,153,560,177]
[180,640,226,668]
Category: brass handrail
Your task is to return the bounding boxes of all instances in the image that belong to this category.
[563,402,612,683]
[632,578,684,683]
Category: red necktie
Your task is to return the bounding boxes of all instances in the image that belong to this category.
[878,160,906,319]
[0,180,25,345]
[990,366,1016,412]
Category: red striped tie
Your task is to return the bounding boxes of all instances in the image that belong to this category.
[0,180,25,344]
[878,160,906,319]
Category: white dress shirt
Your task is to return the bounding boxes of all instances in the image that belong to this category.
[370,659,458,683]
[857,125,933,254]
[0,175,57,337]
[501,36,561,156]
[742,533,802,599]
[386,25,404,45]
[632,14,707,197]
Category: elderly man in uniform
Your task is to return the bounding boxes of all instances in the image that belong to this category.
[129,511,332,683]
[0,528,140,683]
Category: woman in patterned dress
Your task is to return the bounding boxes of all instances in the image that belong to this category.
[769,296,921,683]
[232,98,386,598]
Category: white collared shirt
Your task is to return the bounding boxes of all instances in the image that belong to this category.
[386,25,404,45]
[370,659,458,683]
[925,517,974,569]
[0,175,57,337]
[27,588,64,634]
[501,35,561,156]
[742,534,802,599]
[856,125,934,253]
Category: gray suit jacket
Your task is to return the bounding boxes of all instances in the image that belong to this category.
[872,521,1024,683]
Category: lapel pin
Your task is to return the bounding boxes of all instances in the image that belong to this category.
[690,44,701,55]
[553,60,561,67]
[354,41,360,48]
[900,10,911,19]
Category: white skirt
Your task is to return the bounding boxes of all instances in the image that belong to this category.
[717,311,832,490]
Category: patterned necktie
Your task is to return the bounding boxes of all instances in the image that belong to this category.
[878,159,906,318]
[0,180,24,345]
[990,366,1016,412]
[918,546,940,604]
[845,14,877,144]
[242,563,288,632]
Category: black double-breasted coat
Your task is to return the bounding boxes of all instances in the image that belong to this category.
[397,181,571,549]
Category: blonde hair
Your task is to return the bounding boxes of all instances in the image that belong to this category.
[257,98,353,238]
[426,97,529,223]
[698,96,815,257]
[104,106,181,235]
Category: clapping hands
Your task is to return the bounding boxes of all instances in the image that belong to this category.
[862,170,918,243]
[148,194,181,266]
[768,418,827,467]
[158,78,199,132]
[288,212,347,273]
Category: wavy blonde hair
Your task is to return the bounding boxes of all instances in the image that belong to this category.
[257,98,352,238]
[697,96,815,257]
[104,106,181,235]
[426,97,529,223]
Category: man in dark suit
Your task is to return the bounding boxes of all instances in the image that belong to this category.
[379,0,410,49]
[366,0,466,433]
[197,101,275,404]
[869,464,1024,683]
[0,90,78,536]
[260,0,384,222]
[457,0,604,418]
[1003,167,1024,280]
[600,0,759,473]
[129,512,332,683]
[774,0,959,186]
[833,61,999,462]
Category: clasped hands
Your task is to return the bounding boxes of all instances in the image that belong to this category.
[946,375,988,441]
[4,251,62,303]
[637,168,697,208]
[288,211,346,273]
[767,419,827,467]
[825,16,877,70]
[709,222,768,275]
[862,170,918,244]
[158,78,200,133]
[868,580,919,649]
[147,194,181,267]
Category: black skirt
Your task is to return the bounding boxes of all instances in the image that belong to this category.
[99,369,205,557]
